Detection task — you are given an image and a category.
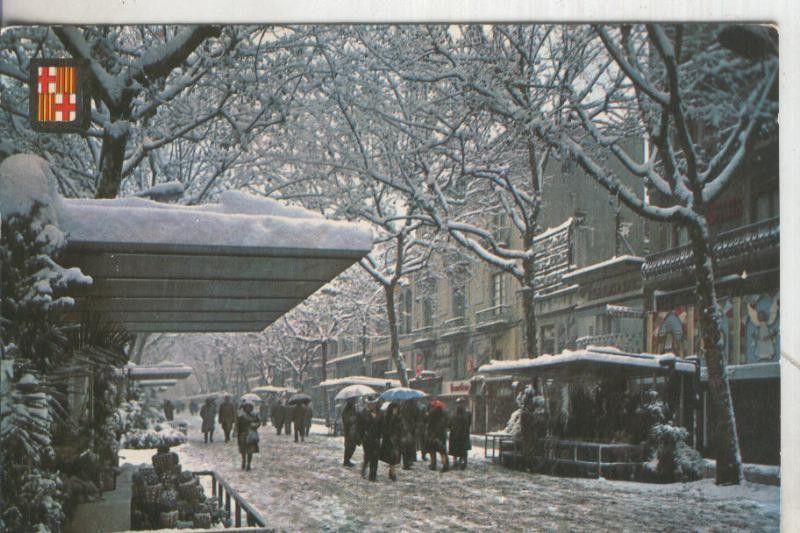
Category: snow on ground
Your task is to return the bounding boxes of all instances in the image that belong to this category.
[128,415,779,532]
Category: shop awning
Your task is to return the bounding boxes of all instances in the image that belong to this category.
[477,346,696,381]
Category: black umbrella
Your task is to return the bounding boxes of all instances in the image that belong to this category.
[287,393,312,405]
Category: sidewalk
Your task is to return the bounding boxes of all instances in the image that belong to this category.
[64,464,135,533]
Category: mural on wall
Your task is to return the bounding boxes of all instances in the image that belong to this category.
[743,293,780,363]
[654,307,688,358]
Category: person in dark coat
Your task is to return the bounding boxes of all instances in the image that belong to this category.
[163,399,174,421]
[341,398,360,467]
[271,398,287,435]
[292,402,309,443]
[218,395,237,443]
[236,401,261,471]
[259,401,270,425]
[189,400,198,416]
[200,397,216,443]
[426,400,449,472]
[520,395,548,471]
[449,398,472,470]
[304,404,313,437]
[398,400,419,470]
[416,402,429,461]
[358,397,384,481]
[380,402,402,481]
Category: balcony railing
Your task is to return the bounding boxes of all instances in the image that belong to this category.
[475,304,513,325]
[194,470,268,528]
[642,217,779,280]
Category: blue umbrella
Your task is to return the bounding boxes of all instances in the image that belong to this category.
[380,387,428,401]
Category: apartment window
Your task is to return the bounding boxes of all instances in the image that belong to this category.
[491,273,506,312]
[451,284,466,318]
[422,297,434,328]
[672,224,689,247]
[396,288,413,334]
[752,186,779,222]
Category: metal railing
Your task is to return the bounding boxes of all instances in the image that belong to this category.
[643,217,779,279]
[194,470,268,529]
[475,304,512,324]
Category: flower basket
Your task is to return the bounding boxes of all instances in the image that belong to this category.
[178,480,199,503]
[193,512,212,529]
[160,510,179,528]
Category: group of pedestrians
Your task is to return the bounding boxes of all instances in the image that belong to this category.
[341,395,472,482]
[195,395,265,471]
[269,395,313,442]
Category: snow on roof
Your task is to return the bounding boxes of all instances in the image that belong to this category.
[1,154,372,253]
[533,217,573,242]
[59,192,372,252]
[317,376,401,389]
[250,385,297,394]
[562,255,644,281]
[478,345,696,375]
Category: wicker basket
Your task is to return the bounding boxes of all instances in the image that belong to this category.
[193,512,212,529]
[160,510,179,528]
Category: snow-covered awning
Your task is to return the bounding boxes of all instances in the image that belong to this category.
[250,385,297,395]
[561,255,644,284]
[0,155,372,333]
[316,376,400,390]
[477,345,696,381]
[117,363,193,380]
[136,379,178,387]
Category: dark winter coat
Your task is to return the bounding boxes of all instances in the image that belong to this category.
[218,400,236,428]
[342,402,361,446]
[415,404,428,454]
[398,401,418,448]
[291,403,308,432]
[236,411,260,455]
[200,402,216,433]
[259,403,270,424]
[448,407,472,457]
[358,408,384,454]
[271,402,287,429]
[380,405,403,465]
[425,407,448,454]
[304,405,313,435]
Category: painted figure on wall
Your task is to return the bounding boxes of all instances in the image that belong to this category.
[744,294,779,363]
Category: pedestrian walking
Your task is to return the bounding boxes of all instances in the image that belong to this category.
[200,397,216,443]
[189,400,198,416]
[380,402,402,481]
[292,401,309,443]
[304,403,313,437]
[426,400,449,472]
[162,399,174,422]
[236,400,261,471]
[449,398,472,470]
[341,398,360,467]
[218,395,237,443]
[399,400,418,470]
[358,397,384,482]
[271,398,287,435]
[259,401,270,425]
[416,402,429,462]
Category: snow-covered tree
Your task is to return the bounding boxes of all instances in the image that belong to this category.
[542,24,777,484]
[0,25,303,200]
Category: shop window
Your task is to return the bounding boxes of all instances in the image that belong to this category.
[742,293,779,363]
[752,187,779,222]
[653,308,689,358]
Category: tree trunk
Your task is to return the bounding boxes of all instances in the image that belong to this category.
[522,230,538,358]
[384,285,409,387]
[320,340,329,419]
[96,121,130,199]
[688,220,743,485]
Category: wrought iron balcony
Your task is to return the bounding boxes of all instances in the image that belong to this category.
[642,217,779,280]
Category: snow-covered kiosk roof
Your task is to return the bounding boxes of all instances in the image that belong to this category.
[0,155,372,333]
[316,376,401,390]
[477,346,696,381]
[118,362,193,380]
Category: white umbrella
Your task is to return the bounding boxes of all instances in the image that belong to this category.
[334,384,377,401]
[240,393,261,403]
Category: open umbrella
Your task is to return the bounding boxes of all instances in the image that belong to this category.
[240,393,261,403]
[334,384,377,401]
[380,387,427,401]
[287,393,312,405]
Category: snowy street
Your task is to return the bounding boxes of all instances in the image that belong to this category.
[120,416,781,532]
